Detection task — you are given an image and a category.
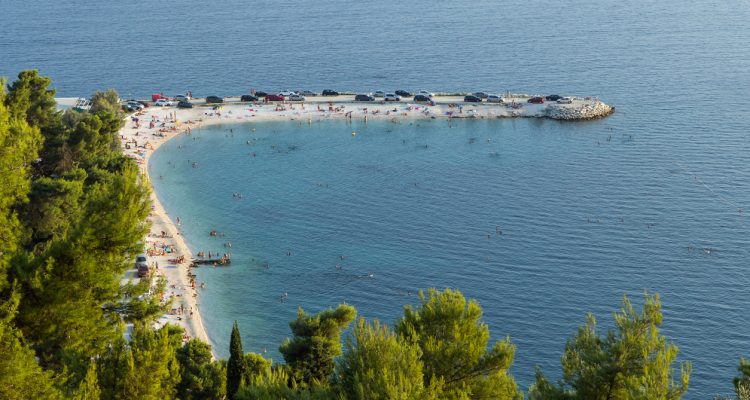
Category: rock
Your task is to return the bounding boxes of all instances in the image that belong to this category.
[545,100,615,120]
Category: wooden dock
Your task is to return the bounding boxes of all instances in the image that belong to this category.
[191,258,231,267]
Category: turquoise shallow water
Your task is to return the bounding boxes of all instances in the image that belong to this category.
[4,0,750,396]
[151,115,750,397]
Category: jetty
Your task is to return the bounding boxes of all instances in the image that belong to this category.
[191,257,231,267]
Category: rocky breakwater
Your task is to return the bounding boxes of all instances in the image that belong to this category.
[545,99,615,121]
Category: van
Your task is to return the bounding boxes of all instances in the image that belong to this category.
[135,254,149,277]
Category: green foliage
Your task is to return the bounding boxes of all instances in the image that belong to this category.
[0,291,62,400]
[245,351,273,382]
[5,70,58,128]
[65,111,124,175]
[279,304,357,387]
[337,317,435,400]
[0,80,42,290]
[529,292,691,400]
[90,89,122,115]
[228,320,247,399]
[395,288,519,400]
[0,70,158,398]
[74,362,101,400]
[13,161,150,377]
[123,323,180,399]
[236,366,336,400]
[176,339,226,400]
[734,359,750,400]
[115,275,169,323]
[21,169,86,253]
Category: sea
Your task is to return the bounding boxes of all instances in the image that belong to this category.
[2,0,750,397]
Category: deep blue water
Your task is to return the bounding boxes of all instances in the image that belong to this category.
[3,0,750,397]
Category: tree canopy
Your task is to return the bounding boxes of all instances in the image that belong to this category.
[396,288,520,400]
[529,293,691,400]
[279,304,357,387]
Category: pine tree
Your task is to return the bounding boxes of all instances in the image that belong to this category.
[74,362,101,400]
[90,89,123,115]
[395,288,519,400]
[176,338,226,400]
[0,292,61,400]
[733,359,750,400]
[244,352,272,383]
[279,304,356,387]
[96,333,130,400]
[529,292,691,399]
[121,323,180,400]
[227,320,247,399]
[0,78,42,290]
[337,317,436,400]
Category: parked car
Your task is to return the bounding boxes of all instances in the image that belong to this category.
[472,92,489,99]
[279,90,297,97]
[355,94,375,102]
[395,90,412,97]
[266,94,285,101]
[464,95,482,103]
[174,95,191,102]
[527,97,545,104]
[545,94,563,101]
[298,90,317,97]
[135,100,150,108]
[384,93,401,102]
[321,89,339,96]
[288,94,305,101]
[487,95,503,103]
[413,94,432,103]
[556,97,573,104]
[372,91,385,98]
[418,90,435,98]
[240,95,259,102]
[255,91,268,97]
[126,101,144,111]
[205,96,224,103]
[154,99,174,106]
[177,101,193,109]
[135,254,149,277]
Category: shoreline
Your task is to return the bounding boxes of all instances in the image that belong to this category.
[108,94,613,353]
[116,108,225,351]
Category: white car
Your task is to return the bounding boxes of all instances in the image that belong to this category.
[487,95,503,103]
[288,94,305,101]
[384,93,401,101]
[557,97,573,104]
[418,90,434,98]
[279,90,297,96]
[174,95,191,102]
[373,91,385,98]
[153,99,174,106]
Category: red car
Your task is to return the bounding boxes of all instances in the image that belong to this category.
[527,97,544,104]
[266,94,285,101]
